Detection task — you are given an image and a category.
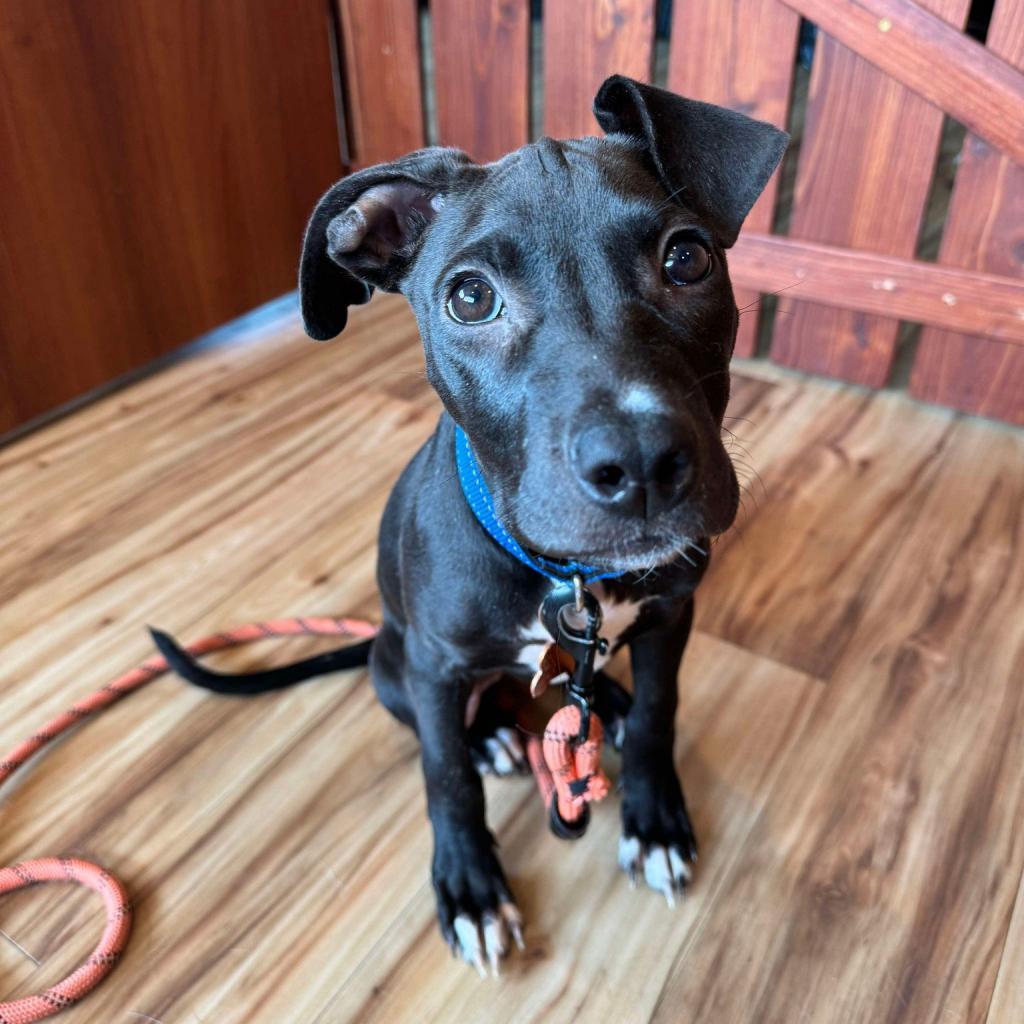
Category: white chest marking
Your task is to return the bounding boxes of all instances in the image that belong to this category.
[514,584,644,674]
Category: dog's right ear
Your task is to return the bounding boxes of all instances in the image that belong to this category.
[593,76,788,248]
[299,147,472,341]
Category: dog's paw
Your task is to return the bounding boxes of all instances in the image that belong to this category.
[470,726,529,777]
[433,827,525,976]
[619,770,698,905]
[617,835,693,906]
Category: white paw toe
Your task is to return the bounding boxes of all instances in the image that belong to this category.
[618,835,692,906]
[495,727,525,767]
[478,728,527,776]
[454,914,488,977]
[453,902,524,977]
[483,737,515,775]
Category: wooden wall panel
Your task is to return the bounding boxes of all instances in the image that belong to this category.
[432,0,529,163]
[336,0,423,168]
[768,0,971,387]
[544,0,656,139]
[0,0,343,434]
[667,0,799,357]
[910,0,1024,426]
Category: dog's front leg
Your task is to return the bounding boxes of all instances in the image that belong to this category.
[618,598,698,905]
[412,665,524,974]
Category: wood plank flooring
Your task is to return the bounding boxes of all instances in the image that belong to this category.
[1,293,1022,1023]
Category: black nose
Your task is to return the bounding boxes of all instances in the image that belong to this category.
[570,416,696,518]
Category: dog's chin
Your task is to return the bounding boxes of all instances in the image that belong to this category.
[526,529,704,575]
[581,538,697,574]
[516,493,738,574]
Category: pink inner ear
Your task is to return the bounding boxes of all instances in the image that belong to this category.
[325,206,369,254]
[329,182,439,264]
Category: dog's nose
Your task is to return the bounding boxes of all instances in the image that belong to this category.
[570,417,695,518]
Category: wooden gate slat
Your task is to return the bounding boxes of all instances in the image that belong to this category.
[336,0,423,168]
[544,0,656,140]
[730,234,1024,344]
[909,0,1024,426]
[781,0,1024,168]
[432,0,529,162]
[769,0,971,387]
[667,0,799,357]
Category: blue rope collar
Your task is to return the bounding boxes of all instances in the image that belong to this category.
[454,425,625,585]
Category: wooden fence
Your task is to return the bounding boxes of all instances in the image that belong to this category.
[332,0,1024,426]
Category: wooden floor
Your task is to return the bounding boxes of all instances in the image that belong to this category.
[1,293,1022,1023]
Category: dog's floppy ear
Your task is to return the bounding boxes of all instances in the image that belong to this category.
[593,76,788,248]
[299,147,472,340]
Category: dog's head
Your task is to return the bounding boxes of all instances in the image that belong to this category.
[300,77,787,571]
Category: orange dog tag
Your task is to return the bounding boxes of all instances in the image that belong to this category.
[531,642,575,698]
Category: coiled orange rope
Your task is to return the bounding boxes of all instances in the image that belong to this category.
[0,616,377,1024]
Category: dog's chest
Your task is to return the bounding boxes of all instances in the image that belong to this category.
[514,584,644,674]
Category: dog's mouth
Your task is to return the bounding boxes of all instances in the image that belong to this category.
[515,465,738,575]
[494,441,739,576]
[527,530,707,575]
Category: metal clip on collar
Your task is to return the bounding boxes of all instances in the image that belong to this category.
[540,574,606,744]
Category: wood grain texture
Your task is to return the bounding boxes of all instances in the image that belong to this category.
[0,0,343,434]
[910,0,1024,425]
[2,295,1023,1021]
[335,0,424,167]
[769,0,971,387]
[432,0,529,162]
[543,0,656,139]
[989,862,1024,1020]
[730,232,1024,345]
[668,0,800,357]
[660,389,1024,1023]
[783,0,1024,167]
[699,374,954,680]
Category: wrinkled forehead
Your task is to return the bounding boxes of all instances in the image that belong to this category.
[487,134,658,202]
[430,136,671,275]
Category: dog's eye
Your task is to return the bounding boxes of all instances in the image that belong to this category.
[663,234,712,286]
[447,277,504,324]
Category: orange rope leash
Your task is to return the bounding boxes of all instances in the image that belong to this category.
[0,614,599,1020]
[525,705,610,829]
[0,616,376,1024]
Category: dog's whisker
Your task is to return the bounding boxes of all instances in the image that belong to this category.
[635,563,660,584]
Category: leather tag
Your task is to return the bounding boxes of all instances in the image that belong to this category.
[531,642,575,698]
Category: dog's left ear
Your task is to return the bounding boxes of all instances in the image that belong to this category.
[593,76,788,247]
[300,147,473,341]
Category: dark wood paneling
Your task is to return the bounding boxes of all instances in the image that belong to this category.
[668,0,799,357]
[0,0,343,434]
[910,0,1024,425]
[544,0,656,139]
[432,0,529,163]
[768,0,971,387]
[336,0,423,168]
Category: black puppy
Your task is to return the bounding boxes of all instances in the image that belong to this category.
[157,76,786,974]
